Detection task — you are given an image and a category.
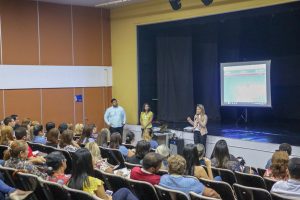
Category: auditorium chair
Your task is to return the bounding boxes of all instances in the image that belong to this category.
[55,149,73,174]
[155,185,189,200]
[124,162,142,169]
[15,172,50,200]
[65,186,102,200]
[233,183,272,200]
[123,144,135,149]
[100,170,130,192]
[264,177,277,191]
[234,171,266,189]
[99,146,126,168]
[126,178,159,200]
[210,166,237,186]
[39,179,71,200]
[27,142,45,152]
[0,166,17,187]
[257,168,266,177]
[93,169,108,190]
[199,178,236,200]
[0,145,8,160]
[271,192,298,200]
[190,192,220,200]
[156,169,169,176]
[42,145,56,155]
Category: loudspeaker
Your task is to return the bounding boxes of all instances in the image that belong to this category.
[169,138,184,155]
[201,0,213,6]
[169,0,181,11]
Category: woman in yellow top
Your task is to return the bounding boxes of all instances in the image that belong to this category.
[187,104,208,147]
[140,103,154,134]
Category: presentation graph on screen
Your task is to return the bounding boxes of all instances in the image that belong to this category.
[221,61,271,107]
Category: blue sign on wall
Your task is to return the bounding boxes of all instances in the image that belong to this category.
[75,95,83,102]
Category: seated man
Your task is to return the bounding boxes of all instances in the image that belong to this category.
[130,152,163,185]
[159,155,220,199]
[265,143,292,169]
[32,124,46,144]
[271,157,300,198]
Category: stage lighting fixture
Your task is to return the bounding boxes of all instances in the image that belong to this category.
[201,0,213,6]
[169,0,181,11]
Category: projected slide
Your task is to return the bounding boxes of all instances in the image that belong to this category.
[221,61,271,107]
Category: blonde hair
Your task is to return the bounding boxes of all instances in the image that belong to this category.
[0,126,14,145]
[85,142,101,162]
[168,155,186,175]
[143,128,153,142]
[155,144,170,158]
[271,151,289,179]
[74,123,84,136]
[197,104,205,115]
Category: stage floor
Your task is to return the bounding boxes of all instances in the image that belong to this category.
[160,121,300,146]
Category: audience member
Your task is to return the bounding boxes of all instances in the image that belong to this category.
[264,151,289,181]
[265,143,292,169]
[126,140,150,165]
[67,123,74,131]
[97,128,110,147]
[183,144,214,180]
[46,128,60,148]
[46,151,70,185]
[196,143,206,165]
[271,157,300,198]
[159,155,220,198]
[0,126,14,146]
[4,140,47,179]
[10,115,19,125]
[125,131,135,145]
[58,123,68,134]
[32,124,46,144]
[78,124,95,145]
[155,144,170,170]
[210,139,241,171]
[59,130,79,152]
[143,128,158,149]
[74,123,84,136]
[110,133,134,157]
[3,117,15,128]
[130,152,163,185]
[45,122,55,134]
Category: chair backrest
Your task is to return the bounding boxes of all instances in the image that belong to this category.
[257,168,266,177]
[64,186,102,200]
[123,144,135,149]
[124,162,141,169]
[271,192,299,200]
[233,183,272,200]
[55,149,73,174]
[154,185,190,200]
[156,170,169,176]
[199,178,235,200]
[28,142,45,152]
[190,192,220,200]
[99,146,125,168]
[211,166,236,186]
[93,169,108,191]
[15,172,51,200]
[42,145,57,155]
[126,178,159,200]
[234,171,266,189]
[264,177,277,191]
[100,170,129,192]
[0,145,8,160]
[39,179,71,200]
[0,166,17,187]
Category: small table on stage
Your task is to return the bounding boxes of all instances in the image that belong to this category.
[153,131,174,146]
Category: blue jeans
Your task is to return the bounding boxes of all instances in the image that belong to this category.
[0,173,15,200]
[113,188,138,200]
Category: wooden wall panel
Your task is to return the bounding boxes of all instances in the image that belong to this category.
[84,88,105,129]
[102,9,111,66]
[73,6,102,66]
[39,3,72,65]
[74,88,84,124]
[0,90,4,120]
[42,89,74,125]
[1,0,39,64]
[5,89,41,122]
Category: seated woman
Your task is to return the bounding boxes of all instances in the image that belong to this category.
[0,126,14,146]
[159,155,220,199]
[183,144,214,180]
[78,124,95,146]
[46,128,60,148]
[68,148,138,200]
[125,131,135,146]
[264,151,289,181]
[96,128,110,147]
[126,140,150,165]
[210,139,241,172]
[4,140,47,179]
[143,128,158,149]
[155,144,170,170]
[74,123,84,137]
[46,151,70,185]
[109,133,134,158]
[85,142,114,173]
[58,130,80,152]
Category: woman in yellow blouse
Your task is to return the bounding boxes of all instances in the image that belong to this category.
[140,103,154,134]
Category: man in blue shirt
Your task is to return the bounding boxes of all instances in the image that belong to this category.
[104,98,126,138]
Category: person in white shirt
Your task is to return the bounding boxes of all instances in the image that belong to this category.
[271,157,300,198]
[104,98,126,138]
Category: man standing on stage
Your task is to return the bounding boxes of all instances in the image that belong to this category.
[104,98,126,138]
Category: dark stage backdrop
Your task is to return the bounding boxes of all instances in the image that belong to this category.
[156,37,194,121]
[138,2,300,127]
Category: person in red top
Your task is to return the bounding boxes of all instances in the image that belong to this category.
[46,151,70,185]
[130,152,163,185]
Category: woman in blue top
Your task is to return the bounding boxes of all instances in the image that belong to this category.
[143,128,158,149]
[110,132,134,158]
[159,155,220,199]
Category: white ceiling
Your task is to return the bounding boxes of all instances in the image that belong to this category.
[35,0,149,8]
